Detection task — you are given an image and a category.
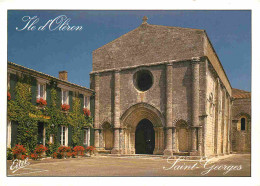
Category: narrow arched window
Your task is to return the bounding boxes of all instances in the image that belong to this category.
[241,118,246,131]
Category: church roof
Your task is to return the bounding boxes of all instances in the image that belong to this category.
[232,88,251,99]
[93,21,205,71]
[92,17,232,95]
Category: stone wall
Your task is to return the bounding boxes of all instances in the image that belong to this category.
[203,61,232,157]
[232,97,251,153]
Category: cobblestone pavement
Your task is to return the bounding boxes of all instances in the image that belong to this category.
[7,154,250,177]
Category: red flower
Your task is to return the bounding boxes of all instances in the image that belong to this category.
[61,104,70,111]
[26,131,29,133]
[36,98,47,106]
[52,152,58,159]
[30,153,39,160]
[66,146,72,152]
[21,155,27,160]
[34,144,48,153]
[86,146,95,152]
[58,146,68,153]
[12,144,27,157]
[72,152,77,158]
[83,108,91,117]
[7,92,11,101]
[73,146,85,152]
[52,152,57,159]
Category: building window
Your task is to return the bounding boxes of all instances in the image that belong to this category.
[49,134,54,144]
[61,89,69,104]
[84,96,89,108]
[60,125,68,146]
[133,70,153,91]
[7,120,11,148]
[83,128,89,146]
[37,83,46,99]
[241,118,246,131]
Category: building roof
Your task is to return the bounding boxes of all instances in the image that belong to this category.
[93,23,205,71]
[92,17,232,95]
[232,88,251,99]
[8,61,94,93]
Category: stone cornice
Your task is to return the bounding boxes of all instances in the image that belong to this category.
[90,56,205,75]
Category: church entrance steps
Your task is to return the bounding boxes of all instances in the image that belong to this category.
[173,152,190,156]
[95,153,207,161]
[97,149,111,154]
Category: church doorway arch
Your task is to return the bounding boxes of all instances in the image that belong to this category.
[120,103,165,155]
[135,119,155,154]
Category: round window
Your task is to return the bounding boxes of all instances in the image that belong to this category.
[134,70,153,91]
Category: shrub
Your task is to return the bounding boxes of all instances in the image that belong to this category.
[71,152,77,158]
[57,152,63,159]
[30,153,39,160]
[12,144,27,159]
[21,155,28,160]
[86,146,95,152]
[66,146,72,152]
[7,92,11,101]
[7,148,13,160]
[57,146,67,153]
[73,146,85,156]
[52,152,57,159]
[46,143,58,157]
[34,144,48,154]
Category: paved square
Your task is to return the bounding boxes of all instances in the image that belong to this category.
[7,154,250,177]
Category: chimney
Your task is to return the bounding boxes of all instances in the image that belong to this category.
[59,71,68,81]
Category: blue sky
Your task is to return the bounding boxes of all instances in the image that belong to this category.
[8,10,251,91]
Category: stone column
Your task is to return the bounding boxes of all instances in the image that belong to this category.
[94,73,100,148]
[130,132,135,154]
[228,98,232,154]
[214,78,220,155]
[160,128,164,153]
[164,63,173,156]
[153,128,158,154]
[191,61,200,152]
[172,127,176,153]
[119,128,124,154]
[99,130,104,149]
[198,126,203,156]
[221,89,226,155]
[112,70,120,154]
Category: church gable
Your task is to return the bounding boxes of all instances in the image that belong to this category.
[93,23,205,71]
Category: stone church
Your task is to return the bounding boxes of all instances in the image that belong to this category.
[90,16,250,157]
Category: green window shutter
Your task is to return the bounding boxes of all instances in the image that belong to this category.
[56,125,61,146]
[31,77,37,105]
[68,125,72,147]
[69,91,73,111]
[90,127,94,146]
[81,130,84,147]
[11,121,18,147]
[56,88,61,109]
[90,95,94,117]
[10,74,17,100]
[46,84,51,108]
[79,94,84,114]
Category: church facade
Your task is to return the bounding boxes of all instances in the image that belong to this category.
[90,17,244,158]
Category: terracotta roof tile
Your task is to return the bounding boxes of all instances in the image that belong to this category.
[232,88,251,99]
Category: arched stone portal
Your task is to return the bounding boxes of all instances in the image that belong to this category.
[135,119,155,154]
[120,103,165,155]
